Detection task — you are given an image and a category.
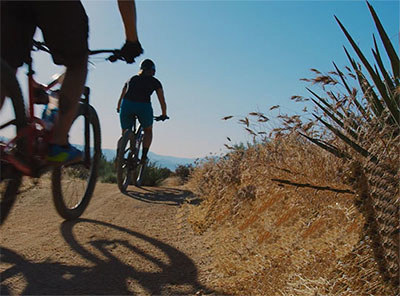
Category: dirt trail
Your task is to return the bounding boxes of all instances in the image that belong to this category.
[0,180,214,295]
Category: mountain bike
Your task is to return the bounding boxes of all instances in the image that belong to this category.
[0,41,123,224]
[116,115,169,192]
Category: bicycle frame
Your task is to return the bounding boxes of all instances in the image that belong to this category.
[132,118,144,152]
[129,115,168,155]
[1,58,59,177]
[2,44,121,178]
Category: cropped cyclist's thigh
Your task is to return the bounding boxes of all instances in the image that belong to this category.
[120,100,136,131]
[33,1,89,66]
[136,103,154,128]
[120,100,154,130]
[1,1,36,69]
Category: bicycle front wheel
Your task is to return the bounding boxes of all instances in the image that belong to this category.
[116,130,136,192]
[131,129,146,187]
[134,153,146,187]
[0,60,27,225]
[52,104,101,220]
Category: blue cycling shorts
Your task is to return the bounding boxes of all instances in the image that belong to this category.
[120,99,153,130]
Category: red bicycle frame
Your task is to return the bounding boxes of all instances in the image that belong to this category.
[2,43,121,178]
[3,58,62,177]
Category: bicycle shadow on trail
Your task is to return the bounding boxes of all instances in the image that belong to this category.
[0,219,211,295]
[124,187,201,206]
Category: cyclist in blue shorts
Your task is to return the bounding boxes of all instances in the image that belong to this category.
[116,59,168,163]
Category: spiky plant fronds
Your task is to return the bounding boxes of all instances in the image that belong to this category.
[303,1,399,290]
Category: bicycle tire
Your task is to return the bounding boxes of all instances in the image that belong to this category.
[0,60,27,225]
[133,130,146,187]
[135,162,146,187]
[116,130,135,192]
[52,104,101,220]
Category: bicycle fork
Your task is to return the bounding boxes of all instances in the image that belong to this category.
[134,128,144,160]
[81,88,91,169]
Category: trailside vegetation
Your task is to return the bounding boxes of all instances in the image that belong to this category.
[183,2,398,295]
[98,155,172,187]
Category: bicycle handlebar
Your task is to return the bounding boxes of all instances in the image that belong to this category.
[88,49,124,63]
[33,40,124,63]
[154,115,169,122]
[32,40,51,54]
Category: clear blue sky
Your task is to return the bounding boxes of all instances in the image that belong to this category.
[17,0,400,158]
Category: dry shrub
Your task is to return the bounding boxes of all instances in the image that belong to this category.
[184,132,396,295]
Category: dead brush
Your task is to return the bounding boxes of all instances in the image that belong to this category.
[183,131,393,295]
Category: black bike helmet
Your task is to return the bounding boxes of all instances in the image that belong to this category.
[140,59,155,71]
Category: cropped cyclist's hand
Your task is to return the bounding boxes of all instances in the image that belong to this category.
[120,40,143,64]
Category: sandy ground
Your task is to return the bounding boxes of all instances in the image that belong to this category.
[0,179,215,295]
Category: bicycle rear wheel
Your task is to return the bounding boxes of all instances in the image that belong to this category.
[0,60,27,225]
[116,130,136,192]
[52,103,101,220]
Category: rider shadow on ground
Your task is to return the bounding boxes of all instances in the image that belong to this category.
[124,187,201,206]
[0,219,213,295]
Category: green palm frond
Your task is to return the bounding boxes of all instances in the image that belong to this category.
[332,62,370,121]
[299,132,351,159]
[367,1,399,80]
[311,98,359,141]
[314,115,377,162]
[343,46,385,118]
[336,14,400,127]
[372,35,396,93]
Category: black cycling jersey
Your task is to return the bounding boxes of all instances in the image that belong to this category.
[123,75,162,103]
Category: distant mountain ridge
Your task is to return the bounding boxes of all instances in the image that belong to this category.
[102,148,196,170]
[0,136,196,170]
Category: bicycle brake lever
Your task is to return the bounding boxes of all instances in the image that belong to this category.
[107,50,123,63]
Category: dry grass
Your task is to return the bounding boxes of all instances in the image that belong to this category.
[183,133,397,295]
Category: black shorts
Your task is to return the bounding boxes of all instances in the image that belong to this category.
[1,1,89,68]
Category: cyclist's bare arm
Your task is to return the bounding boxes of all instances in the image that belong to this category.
[117,83,127,112]
[118,0,139,42]
[117,0,143,63]
[155,88,167,117]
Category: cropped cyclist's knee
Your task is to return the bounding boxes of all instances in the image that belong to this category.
[0,95,5,109]
[144,126,152,134]
[66,54,88,71]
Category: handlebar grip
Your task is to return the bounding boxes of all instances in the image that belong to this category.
[107,55,118,63]
[107,49,123,63]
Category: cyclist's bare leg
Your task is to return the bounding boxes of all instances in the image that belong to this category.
[117,129,127,154]
[51,54,88,146]
[143,126,152,149]
[141,126,152,161]
[0,67,17,110]
[0,92,5,110]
